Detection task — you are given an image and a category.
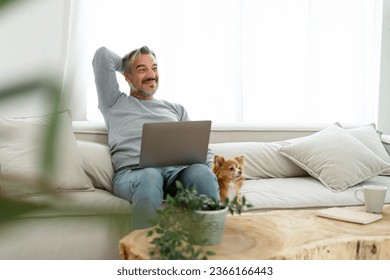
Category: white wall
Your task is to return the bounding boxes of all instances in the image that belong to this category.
[378,0,390,134]
[0,0,70,117]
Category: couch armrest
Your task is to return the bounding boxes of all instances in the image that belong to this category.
[72,121,108,145]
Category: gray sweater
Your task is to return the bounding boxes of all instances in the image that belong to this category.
[92,47,212,171]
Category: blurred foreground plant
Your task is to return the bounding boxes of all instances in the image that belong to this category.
[0,77,62,224]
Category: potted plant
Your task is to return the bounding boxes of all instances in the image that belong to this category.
[147,181,252,260]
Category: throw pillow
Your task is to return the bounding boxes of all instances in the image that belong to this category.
[347,124,390,176]
[210,141,308,179]
[278,124,390,192]
[0,111,94,197]
[77,140,114,192]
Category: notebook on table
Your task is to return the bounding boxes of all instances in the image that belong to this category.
[316,207,382,224]
[138,120,212,168]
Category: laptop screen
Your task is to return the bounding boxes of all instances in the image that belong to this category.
[138,120,212,168]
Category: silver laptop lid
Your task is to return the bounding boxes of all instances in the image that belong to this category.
[139,120,212,168]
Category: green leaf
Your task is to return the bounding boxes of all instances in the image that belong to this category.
[0,0,19,9]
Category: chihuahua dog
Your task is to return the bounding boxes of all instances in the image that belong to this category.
[212,155,244,203]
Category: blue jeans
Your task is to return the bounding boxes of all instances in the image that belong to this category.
[113,164,220,230]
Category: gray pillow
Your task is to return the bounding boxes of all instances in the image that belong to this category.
[279,124,390,192]
[0,111,93,197]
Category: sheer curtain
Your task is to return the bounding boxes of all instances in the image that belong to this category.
[64,0,383,126]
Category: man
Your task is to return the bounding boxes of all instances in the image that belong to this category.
[92,46,220,229]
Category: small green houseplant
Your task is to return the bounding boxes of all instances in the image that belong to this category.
[147,181,252,260]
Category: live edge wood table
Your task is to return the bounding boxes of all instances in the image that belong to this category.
[119,205,390,260]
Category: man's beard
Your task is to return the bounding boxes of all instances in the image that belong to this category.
[130,78,158,97]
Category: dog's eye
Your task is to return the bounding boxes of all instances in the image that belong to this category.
[230,167,234,171]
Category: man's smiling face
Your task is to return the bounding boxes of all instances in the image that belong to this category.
[125,53,159,99]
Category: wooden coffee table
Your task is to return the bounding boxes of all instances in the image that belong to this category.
[119,205,390,260]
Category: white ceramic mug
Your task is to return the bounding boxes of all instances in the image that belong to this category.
[354,185,387,213]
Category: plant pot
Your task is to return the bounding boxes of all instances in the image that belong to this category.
[187,207,228,246]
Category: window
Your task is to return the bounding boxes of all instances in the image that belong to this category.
[65,0,383,126]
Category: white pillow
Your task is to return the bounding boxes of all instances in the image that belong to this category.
[278,124,390,192]
[347,124,390,176]
[0,111,93,197]
[77,140,114,192]
[210,142,307,179]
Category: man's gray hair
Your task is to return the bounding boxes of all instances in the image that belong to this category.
[122,46,156,73]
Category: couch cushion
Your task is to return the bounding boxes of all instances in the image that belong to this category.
[210,142,307,179]
[12,188,131,218]
[278,124,390,192]
[0,111,94,197]
[77,140,114,192]
[242,175,390,211]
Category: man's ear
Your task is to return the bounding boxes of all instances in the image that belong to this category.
[124,71,132,83]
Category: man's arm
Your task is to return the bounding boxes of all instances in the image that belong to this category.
[92,47,123,116]
[205,148,214,169]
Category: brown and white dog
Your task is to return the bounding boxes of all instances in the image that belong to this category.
[212,155,244,203]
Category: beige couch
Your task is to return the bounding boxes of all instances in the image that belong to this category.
[1,117,390,260]
[73,120,390,212]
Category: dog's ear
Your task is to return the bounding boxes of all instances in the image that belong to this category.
[213,155,225,167]
[235,155,244,164]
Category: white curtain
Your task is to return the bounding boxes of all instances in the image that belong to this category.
[63,0,383,126]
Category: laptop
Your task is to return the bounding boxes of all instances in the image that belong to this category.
[138,120,212,168]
